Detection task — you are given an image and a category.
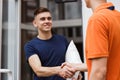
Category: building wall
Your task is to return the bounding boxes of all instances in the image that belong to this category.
[0,0,120,80]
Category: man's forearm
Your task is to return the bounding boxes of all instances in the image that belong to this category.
[75,63,88,72]
[89,57,107,80]
[35,66,61,77]
[89,72,106,80]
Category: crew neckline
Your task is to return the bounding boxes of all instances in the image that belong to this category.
[36,34,54,41]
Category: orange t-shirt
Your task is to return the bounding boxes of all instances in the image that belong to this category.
[85,2,120,80]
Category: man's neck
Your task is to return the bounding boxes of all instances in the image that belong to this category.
[37,31,52,40]
[91,0,106,11]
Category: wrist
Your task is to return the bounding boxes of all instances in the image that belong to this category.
[74,63,82,71]
[56,66,61,75]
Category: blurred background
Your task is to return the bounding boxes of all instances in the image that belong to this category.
[0,0,119,80]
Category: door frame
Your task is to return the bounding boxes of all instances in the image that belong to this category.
[0,0,3,69]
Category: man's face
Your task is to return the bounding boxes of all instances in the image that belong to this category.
[33,12,52,32]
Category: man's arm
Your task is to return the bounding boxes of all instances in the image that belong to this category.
[61,62,88,72]
[75,63,87,72]
[89,57,107,80]
[28,54,74,77]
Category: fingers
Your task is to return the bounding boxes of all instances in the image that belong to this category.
[58,65,76,78]
[62,67,75,78]
[63,66,75,77]
[72,77,77,80]
[60,62,80,79]
[71,73,83,80]
[61,62,67,68]
[61,62,74,69]
[61,62,83,80]
[77,73,83,80]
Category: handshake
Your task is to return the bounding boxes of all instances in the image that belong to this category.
[58,62,87,80]
[57,40,87,80]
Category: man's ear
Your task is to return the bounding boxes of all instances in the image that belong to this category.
[33,20,37,28]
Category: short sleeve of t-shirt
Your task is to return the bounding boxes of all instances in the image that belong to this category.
[24,41,38,61]
[86,15,109,59]
[24,35,68,63]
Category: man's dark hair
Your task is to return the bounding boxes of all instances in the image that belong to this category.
[34,7,50,17]
[33,7,56,34]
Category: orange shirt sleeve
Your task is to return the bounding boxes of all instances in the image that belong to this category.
[86,15,109,59]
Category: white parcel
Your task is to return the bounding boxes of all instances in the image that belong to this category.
[65,40,83,80]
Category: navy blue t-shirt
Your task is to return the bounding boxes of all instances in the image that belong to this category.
[24,34,68,80]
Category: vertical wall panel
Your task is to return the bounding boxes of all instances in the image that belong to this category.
[1,0,20,80]
[0,0,3,69]
[16,0,21,80]
[7,0,21,80]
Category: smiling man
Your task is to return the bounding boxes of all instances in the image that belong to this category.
[24,7,75,80]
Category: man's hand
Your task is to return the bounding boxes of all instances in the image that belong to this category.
[61,62,83,80]
[58,65,76,78]
[61,62,78,71]
[72,73,83,80]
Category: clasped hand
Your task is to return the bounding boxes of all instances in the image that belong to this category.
[58,62,82,80]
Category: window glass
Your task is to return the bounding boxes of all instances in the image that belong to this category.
[48,0,82,20]
[65,1,82,19]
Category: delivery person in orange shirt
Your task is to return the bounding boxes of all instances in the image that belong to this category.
[61,0,120,80]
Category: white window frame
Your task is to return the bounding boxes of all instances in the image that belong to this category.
[0,69,12,80]
[0,0,3,69]
[1,0,21,80]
